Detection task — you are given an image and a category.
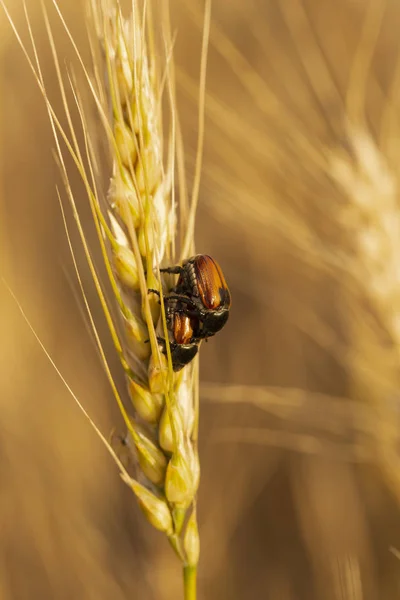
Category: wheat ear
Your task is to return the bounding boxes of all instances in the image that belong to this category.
[85,0,202,576]
[330,125,400,505]
[88,0,210,593]
[1,0,211,597]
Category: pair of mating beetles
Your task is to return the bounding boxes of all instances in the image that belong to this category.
[150,254,231,371]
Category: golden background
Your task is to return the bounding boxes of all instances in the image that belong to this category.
[2,0,400,598]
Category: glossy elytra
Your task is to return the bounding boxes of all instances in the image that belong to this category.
[153,310,198,371]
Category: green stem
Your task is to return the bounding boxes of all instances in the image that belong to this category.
[168,534,184,561]
[183,565,197,600]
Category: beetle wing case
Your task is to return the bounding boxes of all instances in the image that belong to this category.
[173,312,195,345]
[194,255,231,310]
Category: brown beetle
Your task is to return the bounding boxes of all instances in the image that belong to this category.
[157,311,199,372]
[159,255,231,340]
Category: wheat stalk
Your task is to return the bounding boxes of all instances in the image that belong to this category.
[1,0,211,597]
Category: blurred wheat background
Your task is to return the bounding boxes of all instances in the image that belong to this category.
[2,0,400,598]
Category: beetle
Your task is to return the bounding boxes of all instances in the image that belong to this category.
[158,255,231,340]
[145,300,199,371]
[157,310,199,372]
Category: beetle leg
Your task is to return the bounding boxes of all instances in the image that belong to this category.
[164,296,205,319]
[183,308,204,319]
[155,335,166,349]
[156,335,177,351]
[148,289,162,305]
[163,293,195,306]
[159,265,184,275]
[148,288,160,297]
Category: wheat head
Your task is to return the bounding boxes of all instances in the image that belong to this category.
[85,0,202,565]
[0,0,206,583]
